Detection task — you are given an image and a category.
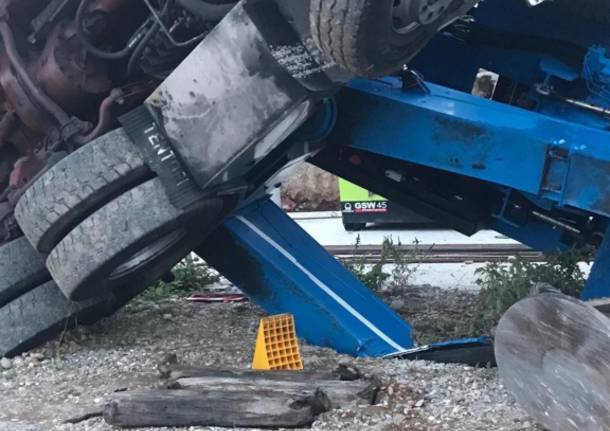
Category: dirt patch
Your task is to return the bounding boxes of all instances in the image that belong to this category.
[281,164,340,212]
[0,288,539,431]
[381,286,477,344]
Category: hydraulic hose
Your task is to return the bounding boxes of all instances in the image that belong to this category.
[76,0,150,60]
[127,20,160,76]
[72,89,124,146]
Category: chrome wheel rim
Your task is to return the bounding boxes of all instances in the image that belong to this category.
[109,229,185,280]
[392,0,452,33]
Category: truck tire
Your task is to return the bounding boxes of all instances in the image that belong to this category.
[0,234,155,357]
[343,222,366,232]
[0,281,113,358]
[0,237,50,307]
[0,237,115,358]
[310,0,478,77]
[15,128,151,253]
[46,177,223,300]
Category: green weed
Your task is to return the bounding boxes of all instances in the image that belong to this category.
[470,248,591,336]
[342,236,425,292]
[138,254,220,301]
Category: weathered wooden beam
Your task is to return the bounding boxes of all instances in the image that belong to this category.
[105,366,379,429]
[170,375,376,407]
[163,364,362,382]
[104,388,329,428]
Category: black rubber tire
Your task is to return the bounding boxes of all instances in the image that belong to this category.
[15,128,150,253]
[310,0,478,77]
[0,281,114,358]
[46,177,223,301]
[554,0,610,24]
[0,237,50,307]
[0,235,152,358]
[343,222,367,232]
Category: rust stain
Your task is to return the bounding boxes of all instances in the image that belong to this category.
[434,116,487,146]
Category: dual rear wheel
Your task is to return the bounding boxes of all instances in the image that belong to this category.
[310,0,610,79]
[310,0,480,77]
[1,128,223,357]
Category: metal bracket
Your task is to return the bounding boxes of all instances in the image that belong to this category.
[540,145,570,199]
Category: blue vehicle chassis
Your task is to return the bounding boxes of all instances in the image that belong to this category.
[198,0,610,358]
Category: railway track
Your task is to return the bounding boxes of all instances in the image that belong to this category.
[327,244,545,264]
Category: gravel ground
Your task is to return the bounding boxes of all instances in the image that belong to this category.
[381,286,477,344]
[0,288,541,431]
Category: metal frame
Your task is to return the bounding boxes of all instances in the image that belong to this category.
[315,76,610,300]
[191,0,610,358]
[333,78,610,220]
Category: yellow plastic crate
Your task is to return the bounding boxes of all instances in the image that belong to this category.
[252,314,303,371]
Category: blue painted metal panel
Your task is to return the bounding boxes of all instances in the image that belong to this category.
[385,337,495,367]
[583,224,610,300]
[337,78,610,218]
[411,0,607,89]
[489,220,566,255]
[428,337,491,350]
[196,198,415,357]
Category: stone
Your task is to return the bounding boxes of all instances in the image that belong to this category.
[281,165,340,212]
[1,358,12,370]
[390,299,406,310]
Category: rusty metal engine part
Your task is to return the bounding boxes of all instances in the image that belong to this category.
[133,0,219,77]
[37,21,111,113]
[0,21,70,130]
[0,0,224,245]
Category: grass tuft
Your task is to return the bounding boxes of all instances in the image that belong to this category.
[469,248,591,336]
[138,254,220,302]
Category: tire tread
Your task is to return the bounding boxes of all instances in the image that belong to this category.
[15,129,149,253]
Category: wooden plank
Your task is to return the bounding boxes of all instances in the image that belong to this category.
[164,365,362,382]
[105,388,329,428]
[106,366,379,428]
[495,293,610,431]
[170,375,377,407]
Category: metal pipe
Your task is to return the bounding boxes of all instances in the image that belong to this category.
[76,0,151,60]
[143,0,207,47]
[535,84,610,117]
[72,89,123,146]
[563,97,610,117]
[0,21,70,126]
[127,19,161,76]
[531,211,581,234]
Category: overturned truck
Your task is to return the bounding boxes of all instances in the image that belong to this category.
[1,1,610,430]
[0,0,477,356]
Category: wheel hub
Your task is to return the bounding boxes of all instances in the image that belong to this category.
[392,0,453,32]
[109,229,186,281]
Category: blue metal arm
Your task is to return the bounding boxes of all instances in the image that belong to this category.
[197,198,415,357]
[336,78,610,219]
